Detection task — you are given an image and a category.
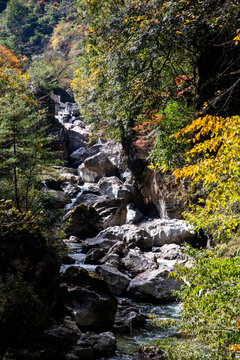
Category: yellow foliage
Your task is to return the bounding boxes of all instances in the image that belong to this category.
[173,115,240,237]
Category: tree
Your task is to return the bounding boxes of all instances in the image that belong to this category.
[0,47,53,211]
[173,114,240,240]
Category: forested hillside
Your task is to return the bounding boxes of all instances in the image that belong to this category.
[0,0,240,359]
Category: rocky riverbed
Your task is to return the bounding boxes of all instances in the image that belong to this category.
[41,94,202,360]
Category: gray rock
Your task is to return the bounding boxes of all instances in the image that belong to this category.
[49,190,71,207]
[69,144,102,168]
[78,153,117,183]
[98,225,153,251]
[61,267,117,332]
[159,243,186,260]
[40,325,80,350]
[73,346,94,360]
[127,267,183,301]
[68,236,81,243]
[65,129,88,155]
[98,176,132,203]
[77,331,116,357]
[121,249,158,276]
[82,237,118,253]
[140,219,195,246]
[63,205,101,239]
[85,248,106,264]
[96,265,131,296]
[100,253,120,268]
[126,203,144,224]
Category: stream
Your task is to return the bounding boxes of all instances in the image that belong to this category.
[52,94,189,359]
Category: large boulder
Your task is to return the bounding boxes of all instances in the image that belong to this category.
[78,153,117,183]
[98,224,153,251]
[96,265,131,296]
[82,237,118,253]
[49,190,71,207]
[120,249,158,277]
[98,176,132,203]
[140,219,195,246]
[61,267,118,332]
[63,204,102,239]
[40,325,80,351]
[69,144,102,168]
[94,198,127,229]
[127,267,183,302]
[65,129,88,155]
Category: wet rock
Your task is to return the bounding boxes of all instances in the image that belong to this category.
[127,267,183,302]
[120,249,158,276]
[80,182,100,195]
[100,253,120,268]
[77,331,116,357]
[107,241,127,257]
[61,183,80,198]
[114,300,146,334]
[140,219,194,246]
[61,267,117,332]
[68,236,81,243]
[78,153,117,183]
[85,248,106,265]
[82,237,118,253]
[40,325,80,350]
[96,265,131,296]
[63,205,101,239]
[98,176,132,203]
[159,244,186,260]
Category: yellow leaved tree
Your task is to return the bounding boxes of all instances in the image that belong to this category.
[173,115,240,239]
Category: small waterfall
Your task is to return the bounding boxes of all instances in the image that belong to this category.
[159,197,168,219]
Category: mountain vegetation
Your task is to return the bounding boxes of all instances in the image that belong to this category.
[0,0,239,359]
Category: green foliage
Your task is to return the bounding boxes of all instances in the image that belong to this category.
[0,0,75,57]
[149,99,194,169]
[31,190,64,228]
[0,276,48,353]
[160,248,240,360]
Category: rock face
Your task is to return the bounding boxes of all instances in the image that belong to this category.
[127,267,183,302]
[159,243,186,260]
[96,265,131,296]
[61,267,118,332]
[78,153,117,183]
